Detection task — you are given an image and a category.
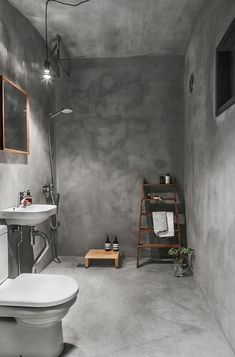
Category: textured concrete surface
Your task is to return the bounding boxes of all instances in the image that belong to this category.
[44,257,235,357]
[184,0,235,351]
[0,0,54,271]
[9,0,209,57]
[55,56,185,256]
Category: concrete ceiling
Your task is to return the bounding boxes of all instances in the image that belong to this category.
[8,0,208,57]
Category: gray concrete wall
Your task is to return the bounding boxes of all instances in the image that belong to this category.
[8,0,210,58]
[184,0,235,350]
[55,56,185,256]
[0,0,54,272]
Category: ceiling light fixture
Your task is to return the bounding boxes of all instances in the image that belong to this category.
[43,0,91,81]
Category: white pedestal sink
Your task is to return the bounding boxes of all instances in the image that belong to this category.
[0,204,57,226]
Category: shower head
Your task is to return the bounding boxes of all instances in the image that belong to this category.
[61,108,73,114]
[49,108,73,119]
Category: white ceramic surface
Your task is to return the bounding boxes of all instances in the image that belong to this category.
[0,274,79,307]
[0,204,57,226]
[0,226,7,235]
[0,227,8,285]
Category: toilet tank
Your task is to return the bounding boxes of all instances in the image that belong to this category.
[0,225,8,284]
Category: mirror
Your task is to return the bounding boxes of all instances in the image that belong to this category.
[0,76,29,154]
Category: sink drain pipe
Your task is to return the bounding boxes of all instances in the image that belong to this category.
[30,228,50,273]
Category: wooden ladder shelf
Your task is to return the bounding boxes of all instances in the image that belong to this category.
[136,178,181,268]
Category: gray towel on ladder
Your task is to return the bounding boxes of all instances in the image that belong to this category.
[152,211,174,238]
[152,212,168,235]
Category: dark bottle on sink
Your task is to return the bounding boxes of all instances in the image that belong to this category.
[26,190,32,204]
[105,235,111,251]
[113,236,119,251]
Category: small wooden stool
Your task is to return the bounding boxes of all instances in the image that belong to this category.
[85,249,120,269]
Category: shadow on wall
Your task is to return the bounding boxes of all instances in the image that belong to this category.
[74,73,144,117]
[0,151,28,165]
[55,56,185,256]
[59,343,81,357]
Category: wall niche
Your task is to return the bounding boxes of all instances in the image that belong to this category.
[216,18,235,116]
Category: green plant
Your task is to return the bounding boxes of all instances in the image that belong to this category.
[168,246,195,277]
[168,246,195,267]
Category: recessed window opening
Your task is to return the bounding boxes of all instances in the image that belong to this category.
[216,18,235,116]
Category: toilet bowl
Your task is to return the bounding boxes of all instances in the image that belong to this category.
[0,225,79,357]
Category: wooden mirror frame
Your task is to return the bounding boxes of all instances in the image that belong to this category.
[0,75,29,155]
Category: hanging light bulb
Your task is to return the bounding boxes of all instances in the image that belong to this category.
[43,0,91,82]
[43,0,51,81]
[43,59,52,80]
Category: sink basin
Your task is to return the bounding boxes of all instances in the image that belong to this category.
[0,204,57,226]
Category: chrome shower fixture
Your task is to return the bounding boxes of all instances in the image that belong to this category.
[48,108,73,184]
[61,108,73,114]
[49,108,73,119]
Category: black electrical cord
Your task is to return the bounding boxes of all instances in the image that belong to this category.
[48,0,90,6]
[45,0,91,61]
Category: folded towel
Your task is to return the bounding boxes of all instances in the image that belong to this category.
[152,211,174,238]
[159,212,174,237]
[152,212,168,235]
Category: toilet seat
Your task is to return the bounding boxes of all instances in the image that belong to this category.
[0,274,79,308]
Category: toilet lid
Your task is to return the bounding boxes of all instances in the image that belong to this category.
[0,274,79,308]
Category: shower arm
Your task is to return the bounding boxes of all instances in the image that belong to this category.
[48,108,73,191]
[48,115,55,187]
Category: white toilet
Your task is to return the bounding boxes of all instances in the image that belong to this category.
[0,225,79,357]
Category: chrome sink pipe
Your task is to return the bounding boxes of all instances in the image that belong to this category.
[31,227,50,274]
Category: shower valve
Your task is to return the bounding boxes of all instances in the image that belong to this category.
[42,185,50,193]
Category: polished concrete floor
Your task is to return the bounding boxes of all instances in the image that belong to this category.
[44,257,235,357]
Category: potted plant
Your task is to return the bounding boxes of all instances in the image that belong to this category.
[168,247,195,277]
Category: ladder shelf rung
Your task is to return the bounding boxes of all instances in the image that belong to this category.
[140,212,181,217]
[138,243,180,249]
[143,183,175,187]
[140,211,180,217]
[140,212,154,216]
[141,197,175,201]
[139,228,180,232]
